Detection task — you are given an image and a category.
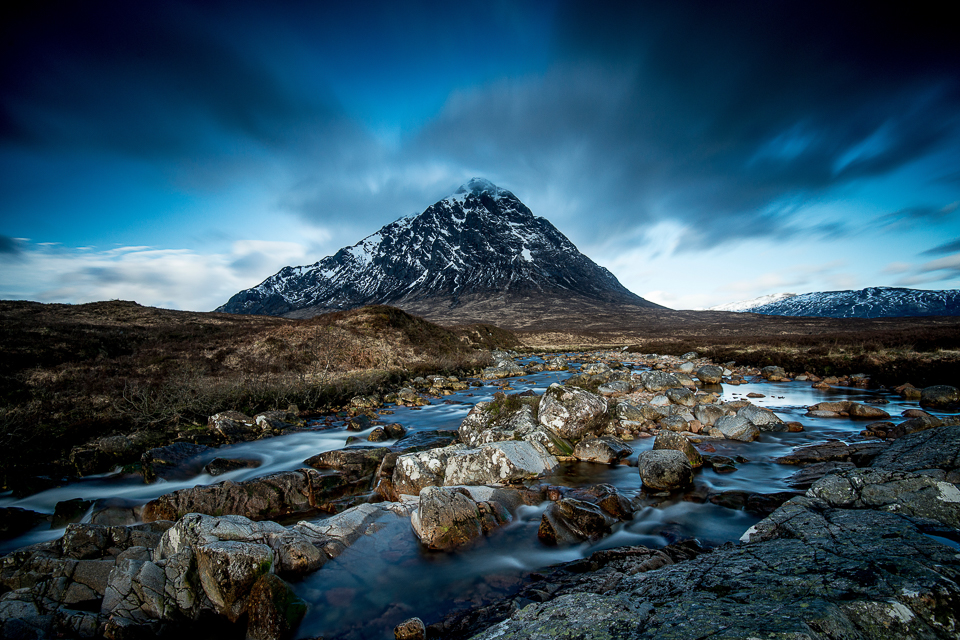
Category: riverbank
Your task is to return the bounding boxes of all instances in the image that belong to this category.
[2,346,958,639]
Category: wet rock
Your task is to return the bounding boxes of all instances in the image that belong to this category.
[246,573,307,640]
[208,411,258,443]
[692,403,730,427]
[292,502,416,560]
[411,486,509,551]
[0,507,47,539]
[658,415,689,432]
[52,499,93,528]
[537,484,633,545]
[710,414,758,442]
[806,401,890,419]
[349,395,382,410]
[759,365,787,380]
[775,440,889,466]
[392,444,471,495]
[597,380,631,396]
[581,362,612,377]
[459,401,572,457]
[639,371,682,392]
[665,388,695,407]
[652,432,702,468]
[204,457,262,476]
[681,351,698,360]
[142,468,369,522]
[395,616,426,640]
[736,403,785,430]
[345,414,373,431]
[537,384,608,441]
[785,461,857,489]
[140,442,214,484]
[480,362,524,380]
[920,384,960,408]
[444,441,559,487]
[869,424,960,479]
[89,498,141,526]
[304,446,390,484]
[543,357,568,371]
[254,410,301,433]
[391,429,458,454]
[638,450,693,490]
[694,365,723,385]
[572,436,632,464]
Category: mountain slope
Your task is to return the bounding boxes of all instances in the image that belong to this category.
[738,287,960,318]
[218,178,662,319]
[708,293,798,312]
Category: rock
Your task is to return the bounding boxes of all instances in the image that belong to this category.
[638,450,693,490]
[443,441,559,487]
[665,388,695,407]
[459,401,572,457]
[254,410,301,433]
[775,440,889,466]
[759,365,787,380]
[543,357,568,371]
[694,365,723,384]
[52,499,93,528]
[806,401,890,419]
[208,411,257,443]
[349,395,382,410]
[537,384,608,441]
[920,384,960,408]
[411,486,509,551]
[142,468,368,522]
[140,442,213,483]
[678,361,694,373]
[848,403,891,419]
[710,415,759,442]
[395,617,426,640]
[681,351,698,360]
[807,468,960,527]
[246,573,307,640]
[391,429,458,453]
[869,424,960,479]
[480,362,524,380]
[652,432,702,468]
[639,371,682,392]
[537,484,634,545]
[0,507,47,539]
[304,446,390,483]
[692,404,729,427]
[597,380,631,396]
[572,436,633,464]
[736,403,785,430]
[196,540,274,621]
[392,444,471,495]
[784,461,857,489]
[658,415,689,432]
[204,457,262,476]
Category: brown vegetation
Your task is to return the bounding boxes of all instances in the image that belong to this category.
[0,301,509,488]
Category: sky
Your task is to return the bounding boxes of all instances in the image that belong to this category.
[2,0,959,311]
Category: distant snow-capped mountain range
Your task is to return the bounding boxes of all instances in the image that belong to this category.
[218,178,662,317]
[710,287,960,318]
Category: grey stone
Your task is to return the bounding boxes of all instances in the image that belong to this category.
[537,384,608,441]
[572,436,633,464]
[695,365,723,385]
[638,450,693,490]
[652,432,702,468]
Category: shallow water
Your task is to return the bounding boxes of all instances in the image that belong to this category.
[0,357,952,639]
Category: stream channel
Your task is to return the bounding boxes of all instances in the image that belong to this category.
[1,353,948,639]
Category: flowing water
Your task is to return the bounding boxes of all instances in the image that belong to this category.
[0,355,950,639]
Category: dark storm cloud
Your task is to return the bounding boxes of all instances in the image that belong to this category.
[415,0,960,249]
[0,1,347,162]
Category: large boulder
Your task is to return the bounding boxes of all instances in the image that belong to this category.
[538,384,608,441]
[411,486,509,551]
[391,444,471,496]
[759,365,787,380]
[142,467,371,522]
[637,450,694,490]
[695,365,723,385]
[537,484,634,545]
[639,371,682,392]
[572,436,633,464]
[443,441,559,487]
[652,432,702,468]
[141,443,213,484]
[736,403,785,431]
[920,384,960,408]
[693,403,730,427]
[710,415,759,442]
[304,446,390,483]
[207,411,258,443]
[459,401,572,456]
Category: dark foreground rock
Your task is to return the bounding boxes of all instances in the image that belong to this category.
[436,425,960,640]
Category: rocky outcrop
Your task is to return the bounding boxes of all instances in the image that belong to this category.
[458,401,572,456]
[920,384,960,408]
[537,384,608,441]
[392,442,559,496]
[411,486,509,551]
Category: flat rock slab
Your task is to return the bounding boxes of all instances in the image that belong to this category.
[774,439,888,465]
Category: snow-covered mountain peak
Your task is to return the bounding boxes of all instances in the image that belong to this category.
[453,177,512,199]
[711,287,960,318]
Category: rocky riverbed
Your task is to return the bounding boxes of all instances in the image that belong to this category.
[1,350,959,639]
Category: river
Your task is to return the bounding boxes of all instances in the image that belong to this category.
[0,353,946,639]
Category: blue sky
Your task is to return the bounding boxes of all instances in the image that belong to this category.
[2,0,959,311]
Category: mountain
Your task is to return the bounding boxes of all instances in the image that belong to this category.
[717,287,960,318]
[708,292,798,312]
[217,178,663,322]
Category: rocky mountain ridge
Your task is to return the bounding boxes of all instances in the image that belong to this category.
[217,178,662,318]
[715,286,960,318]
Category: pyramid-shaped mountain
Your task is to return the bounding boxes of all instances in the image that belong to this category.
[217,178,663,320]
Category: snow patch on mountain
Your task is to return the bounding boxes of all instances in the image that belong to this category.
[709,293,797,312]
[712,286,960,318]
